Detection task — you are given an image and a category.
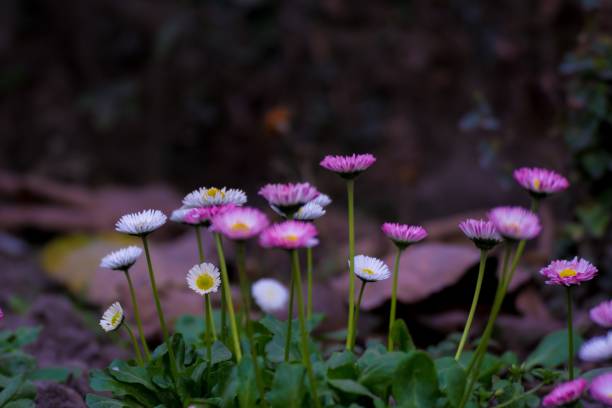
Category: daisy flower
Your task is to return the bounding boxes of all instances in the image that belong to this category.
[579,332,612,362]
[306,238,319,248]
[100,302,124,332]
[294,202,326,221]
[381,223,427,249]
[186,263,221,295]
[458,219,502,251]
[513,167,569,197]
[259,221,318,250]
[182,187,247,208]
[170,207,191,224]
[539,257,598,286]
[320,154,376,178]
[259,183,320,215]
[353,255,391,282]
[591,300,612,328]
[184,205,235,227]
[115,209,167,236]
[590,372,612,406]
[488,206,541,241]
[252,278,289,313]
[311,193,332,208]
[542,378,588,407]
[211,206,269,240]
[100,246,142,271]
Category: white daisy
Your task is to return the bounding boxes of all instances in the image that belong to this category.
[252,278,289,313]
[579,332,612,362]
[352,255,391,282]
[182,187,247,208]
[100,302,124,332]
[100,246,142,271]
[170,207,191,224]
[115,209,167,236]
[186,263,221,295]
[294,202,326,221]
[311,193,332,208]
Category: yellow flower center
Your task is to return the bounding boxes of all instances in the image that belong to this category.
[231,222,250,232]
[111,311,122,326]
[362,268,375,275]
[558,268,577,278]
[285,234,299,242]
[196,274,215,291]
[205,187,225,198]
[533,178,541,191]
[507,222,520,233]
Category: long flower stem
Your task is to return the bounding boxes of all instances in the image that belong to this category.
[123,270,151,360]
[291,250,321,408]
[388,246,403,351]
[141,236,178,380]
[213,233,242,361]
[566,286,575,380]
[495,384,543,408]
[353,280,367,348]
[346,179,356,351]
[123,324,143,366]
[284,276,295,362]
[194,226,215,363]
[307,247,313,320]
[205,294,217,341]
[195,225,206,262]
[455,250,488,360]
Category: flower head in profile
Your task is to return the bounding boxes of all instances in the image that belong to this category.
[353,255,391,282]
[259,221,318,250]
[252,278,289,313]
[311,194,332,208]
[579,332,612,362]
[513,167,569,197]
[170,207,193,224]
[100,302,124,332]
[320,154,376,179]
[306,238,319,248]
[259,183,320,216]
[590,372,612,406]
[381,223,427,249]
[100,246,142,271]
[184,205,235,227]
[488,206,541,241]
[182,187,247,208]
[186,263,221,295]
[539,257,598,286]
[294,202,326,221]
[115,210,167,236]
[591,300,612,328]
[542,378,588,407]
[458,219,502,251]
[211,206,269,241]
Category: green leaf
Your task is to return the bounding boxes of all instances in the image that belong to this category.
[328,378,379,401]
[525,329,583,369]
[576,203,611,238]
[358,352,406,389]
[0,374,25,406]
[4,400,35,408]
[210,341,233,365]
[266,363,306,408]
[89,369,159,407]
[236,357,258,408]
[30,367,79,382]
[435,357,466,407]
[326,351,357,379]
[392,351,439,407]
[390,319,415,352]
[581,367,612,380]
[108,360,155,391]
[85,394,124,408]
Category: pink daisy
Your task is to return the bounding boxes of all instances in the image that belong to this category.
[539,257,598,286]
[184,205,235,227]
[259,221,318,250]
[458,219,502,250]
[513,167,569,196]
[258,183,320,216]
[591,300,612,328]
[542,378,588,407]
[488,206,541,241]
[211,206,269,241]
[320,154,376,178]
[381,223,427,249]
[590,372,612,406]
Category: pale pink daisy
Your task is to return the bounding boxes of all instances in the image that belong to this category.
[381,223,427,249]
[259,183,320,215]
[539,257,598,286]
[542,378,588,407]
[488,206,541,241]
[211,206,269,241]
[590,372,612,406]
[591,300,612,328]
[259,221,318,250]
[182,187,247,208]
[513,167,569,196]
[579,332,612,362]
[184,205,235,227]
[320,154,376,178]
[458,219,502,251]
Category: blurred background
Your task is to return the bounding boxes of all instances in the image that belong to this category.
[1,0,612,404]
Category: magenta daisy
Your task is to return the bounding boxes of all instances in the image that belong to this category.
[488,206,541,241]
[320,153,376,178]
[211,206,269,241]
[258,182,320,216]
[590,372,612,406]
[458,219,502,251]
[542,379,588,407]
[259,221,318,250]
[513,167,569,197]
[539,257,598,286]
[184,205,235,227]
[381,223,427,249]
[591,300,612,328]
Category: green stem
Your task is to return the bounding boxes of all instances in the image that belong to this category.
[284,276,295,362]
[388,246,403,351]
[195,225,215,367]
[123,324,143,366]
[291,250,321,408]
[214,233,242,361]
[123,270,151,360]
[495,384,543,408]
[455,250,488,360]
[566,286,575,380]
[307,247,313,320]
[530,197,540,213]
[195,225,206,262]
[346,179,356,351]
[205,294,217,341]
[353,280,367,348]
